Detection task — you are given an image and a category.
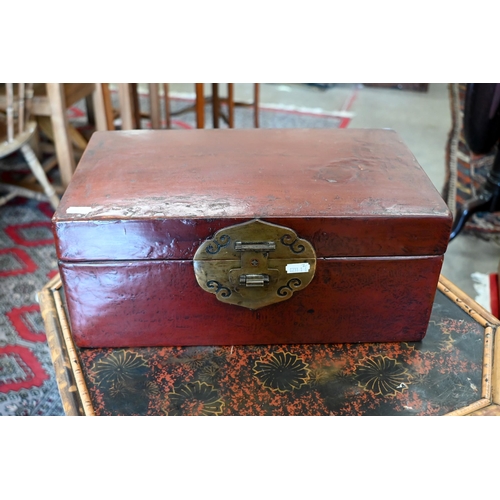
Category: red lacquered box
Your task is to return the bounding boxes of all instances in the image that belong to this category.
[52,129,452,347]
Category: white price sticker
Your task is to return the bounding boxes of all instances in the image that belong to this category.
[66,206,92,215]
[286,263,311,274]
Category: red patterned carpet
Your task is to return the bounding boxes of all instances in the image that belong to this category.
[0,196,63,415]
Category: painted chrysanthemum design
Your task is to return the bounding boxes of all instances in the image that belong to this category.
[145,381,160,396]
[91,350,148,387]
[355,355,411,397]
[308,368,329,386]
[404,322,454,353]
[199,363,220,383]
[253,351,310,392]
[109,380,128,398]
[167,381,224,416]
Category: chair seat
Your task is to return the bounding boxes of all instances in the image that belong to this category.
[0,120,37,159]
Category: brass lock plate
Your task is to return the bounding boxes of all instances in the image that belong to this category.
[193,219,316,309]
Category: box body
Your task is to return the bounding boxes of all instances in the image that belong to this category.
[53,129,452,348]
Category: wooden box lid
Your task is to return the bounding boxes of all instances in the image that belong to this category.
[53,129,452,261]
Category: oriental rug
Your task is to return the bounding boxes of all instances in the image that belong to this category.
[0,197,62,415]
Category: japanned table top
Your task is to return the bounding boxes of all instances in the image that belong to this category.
[38,275,500,416]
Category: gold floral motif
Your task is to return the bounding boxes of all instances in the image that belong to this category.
[253,351,310,392]
[91,350,148,387]
[404,321,454,353]
[308,368,329,386]
[308,366,344,386]
[199,363,220,383]
[145,381,160,396]
[355,355,412,397]
[167,381,224,416]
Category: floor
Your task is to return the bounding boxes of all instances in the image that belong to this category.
[164,82,499,301]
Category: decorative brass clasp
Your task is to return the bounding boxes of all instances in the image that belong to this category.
[193,219,316,309]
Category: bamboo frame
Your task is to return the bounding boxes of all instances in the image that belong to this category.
[493,326,500,405]
[439,275,500,416]
[39,274,500,416]
[438,274,500,328]
[38,287,84,416]
[53,290,95,416]
[39,277,94,416]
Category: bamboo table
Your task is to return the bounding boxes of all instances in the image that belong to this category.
[38,274,500,416]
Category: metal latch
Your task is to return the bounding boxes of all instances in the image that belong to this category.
[234,241,276,252]
[239,274,270,287]
[193,219,316,310]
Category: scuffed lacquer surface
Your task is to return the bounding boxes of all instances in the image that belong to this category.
[56,129,448,219]
[52,129,451,260]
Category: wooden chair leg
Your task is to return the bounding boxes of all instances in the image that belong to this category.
[131,83,141,128]
[163,83,171,129]
[254,83,260,128]
[91,83,109,131]
[149,84,161,129]
[212,83,220,128]
[85,95,95,126]
[101,84,115,130]
[20,143,59,209]
[117,83,135,130]
[195,83,205,129]
[45,83,76,188]
[29,127,42,159]
[228,83,235,128]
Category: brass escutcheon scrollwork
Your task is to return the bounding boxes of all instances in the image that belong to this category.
[193,219,316,310]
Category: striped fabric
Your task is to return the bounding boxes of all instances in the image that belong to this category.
[442,83,499,239]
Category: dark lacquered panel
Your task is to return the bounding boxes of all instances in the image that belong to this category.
[77,290,485,416]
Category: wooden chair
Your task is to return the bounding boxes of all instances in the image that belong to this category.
[113,83,259,130]
[0,83,108,188]
[113,83,171,130]
[0,84,60,209]
[210,83,260,128]
[177,83,260,129]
